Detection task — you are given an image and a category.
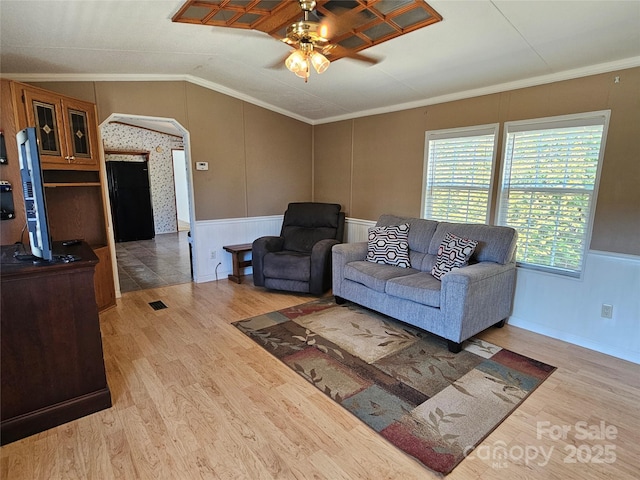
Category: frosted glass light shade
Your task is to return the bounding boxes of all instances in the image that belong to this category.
[286,50,307,74]
[310,51,329,74]
[295,63,309,80]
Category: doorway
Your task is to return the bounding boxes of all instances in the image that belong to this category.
[172,149,191,231]
[99,114,197,295]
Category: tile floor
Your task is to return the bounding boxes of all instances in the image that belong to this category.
[115,231,192,293]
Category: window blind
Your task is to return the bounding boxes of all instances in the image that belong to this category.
[498,112,609,277]
[423,125,498,224]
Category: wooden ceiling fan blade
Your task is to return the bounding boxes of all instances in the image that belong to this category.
[322,44,381,65]
[267,51,293,70]
[343,51,380,65]
[318,5,376,40]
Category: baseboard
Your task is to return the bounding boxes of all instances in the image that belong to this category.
[507,317,640,365]
[1,388,112,445]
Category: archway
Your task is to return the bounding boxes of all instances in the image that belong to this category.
[99,114,198,295]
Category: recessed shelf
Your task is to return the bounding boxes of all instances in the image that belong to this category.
[44,182,101,188]
[42,169,101,184]
[104,149,149,158]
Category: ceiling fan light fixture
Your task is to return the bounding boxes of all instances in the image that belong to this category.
[285,50,306,72]
[281,0,335,82]
[285,50,310,81]
[294,62,310,81]
[310,51,329,74]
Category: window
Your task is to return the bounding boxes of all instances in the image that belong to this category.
[497,111,610,277]
[422,124,498,223]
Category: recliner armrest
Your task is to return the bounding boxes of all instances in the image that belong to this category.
[312,238,341,257]
[253,236,284,253]
[309,238,341,295]
[252,236,284,286]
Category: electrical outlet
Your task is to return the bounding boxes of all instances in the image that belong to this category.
[210,250,216,260]
[601,304,613,319]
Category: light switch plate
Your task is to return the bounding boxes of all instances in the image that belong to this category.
[196,161,209,171]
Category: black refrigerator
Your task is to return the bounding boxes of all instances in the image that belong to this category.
[106,161,155,242]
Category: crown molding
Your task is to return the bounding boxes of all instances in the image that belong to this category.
[1,72,314,125]
[4,56,639,126]
[1,73,180,83]
[182,75,312,124]
[314,56,640,125]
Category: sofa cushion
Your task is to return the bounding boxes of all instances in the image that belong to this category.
[376,214,438,254]
[366,223,411,268]
[431,232,478,280]
[344,261,418,293]
[429,222,517,264]
[263,251,310,281]
[386,272,442,307]
[419,253,438,273]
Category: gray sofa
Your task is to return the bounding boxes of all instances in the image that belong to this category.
[332,214,518,352]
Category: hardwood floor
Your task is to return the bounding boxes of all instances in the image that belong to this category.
[2,278,638,479]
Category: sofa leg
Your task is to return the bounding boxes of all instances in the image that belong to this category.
[447,341,462,353]
[334,295,346,305]
[494,319,506,328]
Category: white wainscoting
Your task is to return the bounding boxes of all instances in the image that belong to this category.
[193,215,639,363]
[193,215,283,283]
[508,251,640,364]
[345,217,376,242]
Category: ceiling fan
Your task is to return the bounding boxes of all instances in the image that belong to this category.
[172,0,443,82]
[280,0,378,82]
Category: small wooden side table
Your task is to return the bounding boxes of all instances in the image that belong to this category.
[223,243,253,283]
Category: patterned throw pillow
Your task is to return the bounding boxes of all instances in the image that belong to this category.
[366,224,411,268]
[431,232,478,280]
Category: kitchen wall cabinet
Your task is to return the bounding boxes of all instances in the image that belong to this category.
[0,80,116,311]
[21,85,99,170]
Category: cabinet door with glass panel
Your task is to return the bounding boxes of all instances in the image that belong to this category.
[22,86,99,170]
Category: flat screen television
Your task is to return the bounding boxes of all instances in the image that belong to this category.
[17,127,53,261]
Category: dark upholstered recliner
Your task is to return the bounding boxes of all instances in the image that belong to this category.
[252,202,345,295]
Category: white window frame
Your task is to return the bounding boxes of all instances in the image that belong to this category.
[422,124,499,224]
[497,110,610,278]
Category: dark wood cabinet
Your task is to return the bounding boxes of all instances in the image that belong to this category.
[0,242,112,445]
[0,79,116,311]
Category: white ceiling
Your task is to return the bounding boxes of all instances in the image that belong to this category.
[1,1,639,125]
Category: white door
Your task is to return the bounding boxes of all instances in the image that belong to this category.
[172,150,190,231]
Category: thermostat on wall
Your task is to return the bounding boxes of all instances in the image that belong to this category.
[196,161,209,171]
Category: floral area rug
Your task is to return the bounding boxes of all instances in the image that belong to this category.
[233,297,555,475]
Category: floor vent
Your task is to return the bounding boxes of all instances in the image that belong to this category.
[149,300,168,311]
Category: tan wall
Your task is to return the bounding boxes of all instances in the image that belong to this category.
[312,120,352,211]
[94,81,189,127]
[20,68,640,255]
[184,83,247,219]
[313,67,640,256]
[243,103,312,216]
[29,81,97,104]
[30,80,313,221]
